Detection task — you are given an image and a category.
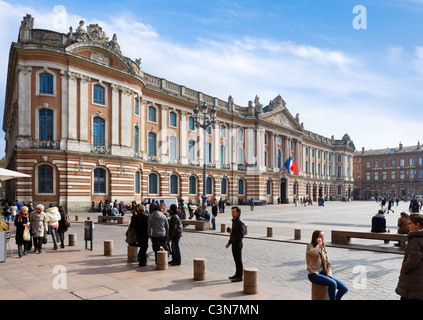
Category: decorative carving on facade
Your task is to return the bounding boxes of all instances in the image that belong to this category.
[267,94,286,112]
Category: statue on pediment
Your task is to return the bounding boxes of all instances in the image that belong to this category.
[268,94,286,112]
[254,95,263,115]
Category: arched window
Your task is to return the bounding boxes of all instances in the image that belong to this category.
[237,128,244,141]
[148,106,156,122]
[266,180,271,195]
[170,174,178,195]
[337,166,342,178]
[135,171,141,194]
[148,132,157,159]
[238,179,245,195]
[264,151,268,167]
[293,181,297,195]
[337,185,342,195]
[169,136,177,161]
[189,176,197,194]
[93,117,105,146]
[169,111,177,127]
[39,73,53,94]
[206,177,213,195]
[306,183,309,195]
[38,164,54,194]
[134,126,139,153]
[94,168,106,194]
[93,84,105,105]
[39,108,54,142]
[148,173,158,194]
[220,124,226,138]
[221,178,227,195]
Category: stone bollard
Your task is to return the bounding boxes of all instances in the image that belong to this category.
[68,233,77,246]
[193,258,206,280]
[267,227,273,237]
[104,240,113,256]
[311,283,330,300]
[75,215,79,222]
[127,245,138,262]
[156,249,168,270]
[243,268,258,294]
[221,224,226,233]
[294,229,301,240]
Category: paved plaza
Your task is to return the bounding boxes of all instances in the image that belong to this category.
[1,200,410,301]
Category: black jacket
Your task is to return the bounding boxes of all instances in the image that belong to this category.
[228,215,245,245]
[169,212,182,239]
[371,214,386,233]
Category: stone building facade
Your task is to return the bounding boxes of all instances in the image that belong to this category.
[353,143,423,200]
[3,15,355,212]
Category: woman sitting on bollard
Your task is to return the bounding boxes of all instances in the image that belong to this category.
[306,230,348,300]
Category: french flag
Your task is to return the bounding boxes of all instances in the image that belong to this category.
[284,157,299,175]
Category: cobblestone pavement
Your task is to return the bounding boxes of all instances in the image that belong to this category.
[68,200,409,300]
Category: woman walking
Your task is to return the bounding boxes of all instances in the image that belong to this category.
[395,213,423,300]
[14,206,31,257]
[57,206,68,248]
[30,204,48,253]
[46,203,61,250]
[306,230,348,300]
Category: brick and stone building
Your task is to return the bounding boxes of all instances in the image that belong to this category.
[353,142,423,200]
[3,15,355,212]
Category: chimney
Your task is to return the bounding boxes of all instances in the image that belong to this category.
[361,147,365,154]
[418,141,420,149]
[399,142,403,151]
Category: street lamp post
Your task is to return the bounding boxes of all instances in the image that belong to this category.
[193,102,217,212]
[407,169,416,198]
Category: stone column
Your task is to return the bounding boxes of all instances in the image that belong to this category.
[17,65,32,147]
[79,75,90,142]
[110,84,121,147]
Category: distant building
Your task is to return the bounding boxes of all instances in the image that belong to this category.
[353,142,423,200]
[3,14,355,211]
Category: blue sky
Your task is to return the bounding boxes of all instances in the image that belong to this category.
[1,0,423,158]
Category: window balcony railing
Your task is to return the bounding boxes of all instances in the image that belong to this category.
[134,151,143,159]
[30,139,60,150]
[221,164,231,170]
[188,160,200,166]
[148,155,158,162]
[91,145,111,155]
[237,164,247,171]
[206,162,216,168]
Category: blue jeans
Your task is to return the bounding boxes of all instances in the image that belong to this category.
[170,235,181,265]
[50,227,58,248]
[211,217,216,230]
[308,272,348,300]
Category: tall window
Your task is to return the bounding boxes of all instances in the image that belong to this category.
[134,126,139,153]
[134,97,139,115]
[94,168,106,194]
[93,84,105,105]
[148,173,158,194]
[135,171,141,194]
[169,111,177,127]
[238,148,244,165]
[188,116,195,130]
[337,166,342,178]
[148,106,156,122]
[93,117,105,146]
[278,150,282,169]
[220,124,226,138]
[220,145,226,165]
[188,140,196,161]
[238,179,245,195]
[237,128,244,141]
[39,109,53,141]
[39,73,53,94]
[169,136,177,161]
[148,132,157,158]
[266,180,271,195]
[38,165,53,194]
[189,176,197,194]
[221,178,227,195]
[205,142,212,164]
[170,174,178,195]
[206,177,213,195]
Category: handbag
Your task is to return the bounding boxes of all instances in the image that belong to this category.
[42,237,48,244]
[64,214,71,228]
[125,226,137,245]
[23,225,31,241]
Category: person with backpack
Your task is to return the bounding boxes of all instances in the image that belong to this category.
[168,204,182,266]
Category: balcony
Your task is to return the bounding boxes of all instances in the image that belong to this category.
[237,164,247,171]
[30,139,60,150]
[91,145,111,155]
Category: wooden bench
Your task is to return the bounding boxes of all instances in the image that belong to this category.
[98,215,129,224]
[182,219,209,231]
[331,230,407,249]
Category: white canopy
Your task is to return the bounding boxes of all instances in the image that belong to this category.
[0,168,31,181]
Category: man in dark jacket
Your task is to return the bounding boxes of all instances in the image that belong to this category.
[225,206,245,282]
[168,204,182,266]
[130,204,149,266]
[371,209,389,244]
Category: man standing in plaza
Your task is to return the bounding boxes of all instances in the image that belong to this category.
[226,206,245,282]
[148,203,169,264]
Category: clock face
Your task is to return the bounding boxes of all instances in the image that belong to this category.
[277,137,282,145]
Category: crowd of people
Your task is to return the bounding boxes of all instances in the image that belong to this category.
[1,200,70,258]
